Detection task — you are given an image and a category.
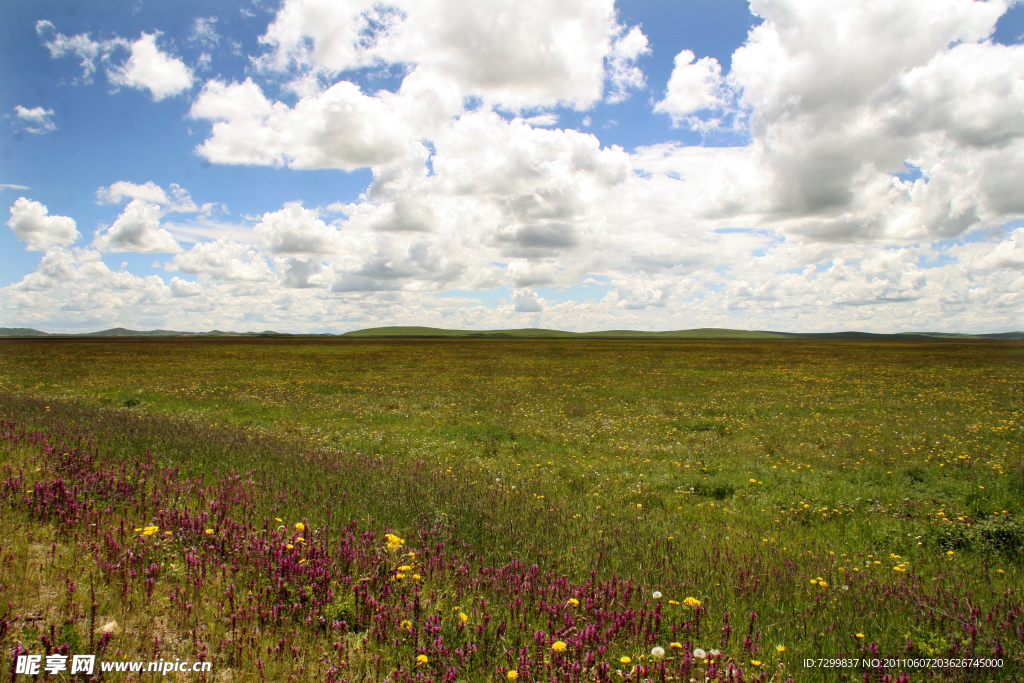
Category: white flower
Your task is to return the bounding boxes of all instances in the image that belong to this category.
[708,649,721,658]
[651,646,666,659]
[693,648,707,659]
[652,591,662,599]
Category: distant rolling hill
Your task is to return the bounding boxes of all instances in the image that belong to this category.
[2,326,1023,340]
[342,326,787,339]
[0,327,51,337]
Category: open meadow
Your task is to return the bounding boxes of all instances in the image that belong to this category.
[0,337,1021,682]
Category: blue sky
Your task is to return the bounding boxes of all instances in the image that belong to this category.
[2,0,1024,333]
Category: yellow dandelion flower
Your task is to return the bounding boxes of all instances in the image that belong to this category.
[401,620,412,630]
[385,533,405,549]
[552,641,567,653]
[776,645,785,652]
[683,597,701,608]
[416,654,428,664]
[205,528,214,534]
[459,612,468,622]
[856,633,865,639]
[751,660,762,666]
[399,565,412,571]
[568,598,579,606]
[286,544,294,549]
[295,522,305,532]
[507,671,518,680]
[412,574,421,580]
[142,526,159,536]
[275,518,283,523]
[620,656,631,665]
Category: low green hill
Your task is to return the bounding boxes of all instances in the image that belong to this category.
[2,325,1022,340]
[344,326,786,339]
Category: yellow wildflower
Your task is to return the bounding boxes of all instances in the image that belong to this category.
[683,597,701,608]
[416,654,428,664]
[142,526,159,536]
[552,641,567,653]
[295,522,305,532]
[507,671,518,680]
[620,656,631,665]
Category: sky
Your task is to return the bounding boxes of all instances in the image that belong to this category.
[2,0,1024,334]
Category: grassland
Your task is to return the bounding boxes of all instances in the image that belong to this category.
[0,337,1021,681]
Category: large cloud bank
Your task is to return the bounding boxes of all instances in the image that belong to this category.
[5,0,1024,333]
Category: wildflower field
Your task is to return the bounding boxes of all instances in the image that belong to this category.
[0,337,1021,682]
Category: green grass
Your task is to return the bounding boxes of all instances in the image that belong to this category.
[0,337,1021,680]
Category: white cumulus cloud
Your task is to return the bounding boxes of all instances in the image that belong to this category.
[654,50,732,124]
[37,22,193,100]
[108,33,195,100]
[189,69,461,170]
[255,202,342,255]
[92,199,181,253]
[257,0,644,110]
[6,198,80,250]
[172,239,274,282]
